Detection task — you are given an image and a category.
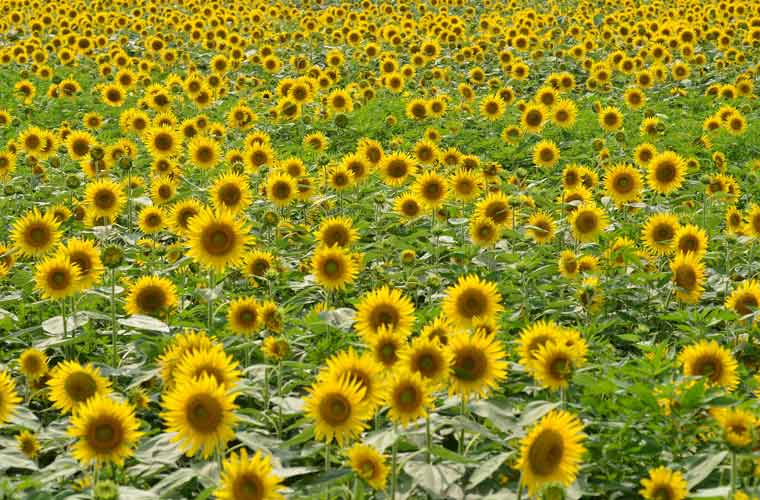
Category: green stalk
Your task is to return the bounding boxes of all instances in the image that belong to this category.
[207,270,214,334]
[458,398,466,455]
[426,414,432,464]
[111,268,118,367]
[729,451,737,498]
[390,424,398,500]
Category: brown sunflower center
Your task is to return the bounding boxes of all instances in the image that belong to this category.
[319,393,351,426]
[202,224,235,256]
[187,393,224,434]
[456,288,488,319]
[528,429,564,476]
[64,372,97,403]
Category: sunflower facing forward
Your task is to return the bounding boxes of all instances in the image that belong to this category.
[125,275,178,318]
[11,208,61,258]
[311,244,358,291]
[0,370,21,424]
[517,410,586,496]
[48,361,112,414]
[186,208,252,272]
[678,340,739,391]
[303,375,370,445]
[68,394,142,466]
[639,466,688,500]
[216,449,284,500]
[34,255,81,299]
[447,331,508,399]
[354,286,415,341]
[442,274,503,328]
[346,443,389,491]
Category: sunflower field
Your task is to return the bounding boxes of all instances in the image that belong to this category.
[1,0,760,499]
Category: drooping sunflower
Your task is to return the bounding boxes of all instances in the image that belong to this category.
[18,348,48,381]
[215,449,285,500]
[85,178,126,220]
[187,135,220,170]
[569,204,608,243]
[68,394,142,466]
[186,208,252,272]
[603,163,642,206]
[0,370,21,424]
[526,212,556,244]
[228,297,261,336]
[670,252,705,304]
[532,139,560,168]
[11,208,61,258]
[641,213,679,255]
[48,361,112,414]
[173,345,241,391]
[647,151,686,194]
[34,255,81,299]
[517,410,586,496]
[639,466,688,500]
[347,443,389,491]
[678,340,739,391]
[168,198,204,237]
[725,279,760,320]
[441,274,503,328]
[210,171,253,214]
[448,331,508,399]
[400,335,452,387]
[161,374,238,458]
[383,369,432,427]
[475,191,512,227]
[311,244,358,291]
[316,216,358,248]
[62,238,105,290]
[354,286,415,341]
[378,152,417,187]
[125,275,178,318]
[143,126,182,159]
[303,375,370,445]
[319,349,385,410]
[673,224,708,259]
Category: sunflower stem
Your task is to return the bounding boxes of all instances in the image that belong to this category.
[390,423,398,500]
[263,365,270,409]
[126,168,132,232]
[458,397,466,455]
[324,443,331,500]
[516,474,524,500]
[207,270,215,335]
[111,268,118,368]
[276,360,283,439]
[60,300,69,358]
[426,414,432,464]
[729,451,737,497]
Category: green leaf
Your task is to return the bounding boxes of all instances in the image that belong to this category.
[403,462,465,498]
[467,452,512,489]
[429,445,476,464]
[118,315,170,333]
[685,451,728,488]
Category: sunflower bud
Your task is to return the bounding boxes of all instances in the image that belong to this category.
[90,146,105,161]
[334,113,348,128]
[540,483,566,500]
[592,138,604,151]
[118,157,132,170]
[93,480,119,500]
[4,184,15,196]
[48,156,60,168]
[102,246,124,269]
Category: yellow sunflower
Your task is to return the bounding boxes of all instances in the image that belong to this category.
[670,252,705,303]
[168,198,204,237]
[532,140,560,168]
[400,335,452,387]
[0,370,21,424]
[68,394,142,466]
[319,348,385,410]
[641,213,679,255]
[161,374,238,458]
[137,206,165,234]
[34,255,81,299]
[526,212,556,244]
[442,274,503,328]
[475,192,512,227]
[713,407,757,450]
[265,171,297,208]
[383,369,432,427]
[413,170,449,210]
[346,443,389,491]
[470,217,501,247]
[187,135,220,170]
[48,361,112,414]
[143,126,182,159]
[725,279,760,320]
[125,275,178,318]
[303,375,370,445]
[316,216,359,248]
[532,340,584,391]
[311,244,358,290]
[216,449,285,500]
[603,163,642,206]
[228,297,261,336]
[647,151,686,194]
[354,286,415,341]
[517,410,586,496]
[448,331,508,399]
[16,430,40,459]
[569,204,608,243]
[186,208,252,272]
[85,178,126,220]
[62,238,104,290]
[639,467,688,500]
[18,348,48,381]
[11,208,61,258]
[210,171,253,214]
[678,340,739,391]
[673,224,708,259]
[517,320,564,370]
[449,168,482,202]
[379,152,417,187]
[368,326,409,370]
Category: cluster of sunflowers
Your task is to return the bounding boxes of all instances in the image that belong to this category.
[1,0,760,498]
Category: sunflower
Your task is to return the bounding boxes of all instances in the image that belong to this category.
[228,297,261,336]
[66,130,97,161]
[598,106,623,132]
[551,99,577,128]
[639,467,688,500]
[379,152,416,187]
[210,171,253,214]
[368,326,408,370]
[0,370,21,424]
[517,410,586,496]
[303,132,328,152]
[412,139,438,165]
[670,252,705,303]
[526,212,556,244]
[34,255,81,299]
[673,224,708,259]
[327,89,353,114]
[475,191,512,227]
[304,375,370,445]
[624,87,646,110]
[558,250,579,278]
[394,193,423,221]
[19,348,48,381]
[634,143,657,167]
[647,151,686,194]
[678,340,739,391]
[262,337,290,362]
[158,330,220,388]
[187,208,252,272]
[713,407,757,450]
[725,280,760,320]
[340,153,372,184]
[144,126,182,159]
[11,208,61,258]
[532,340,582,391]
[161,374,238,458]
[62,238,104,290]
[641,213,679,255]
[517,321,564,370]
[216,449,285,500]
[265,171,297,207]
[532,140,560,168]
[68,394,142,466]
[347,443,389,491]
[725,206,744,235]
[400,335,452,387]
[604,163,642,206]
[168,198,204,236]
[470,217,501,247]
[449,329,510,398]
[137,206,165,234]
[244,142,276,172]
[150,176,178,205]
[405,98,428,120]
[354,286,415,341]
[745,204,760,237]
[449,168,482,201]
[125,275,178,317]
[326,164,354,191]
[480,94,506,121]
[174,345,241,390]
[316,216,358,249]
[188,135,220,170]
[48,361,112,414]
[521,102,547,133]
[85,178,126,220]
[243,250,275,279]
[441,274,503,328]
[413,170,449,210]
[16,430,40,459]
[383,370,432,427]
[320,349,384,410]
[569,204,608,243]
[311,244,358,291]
